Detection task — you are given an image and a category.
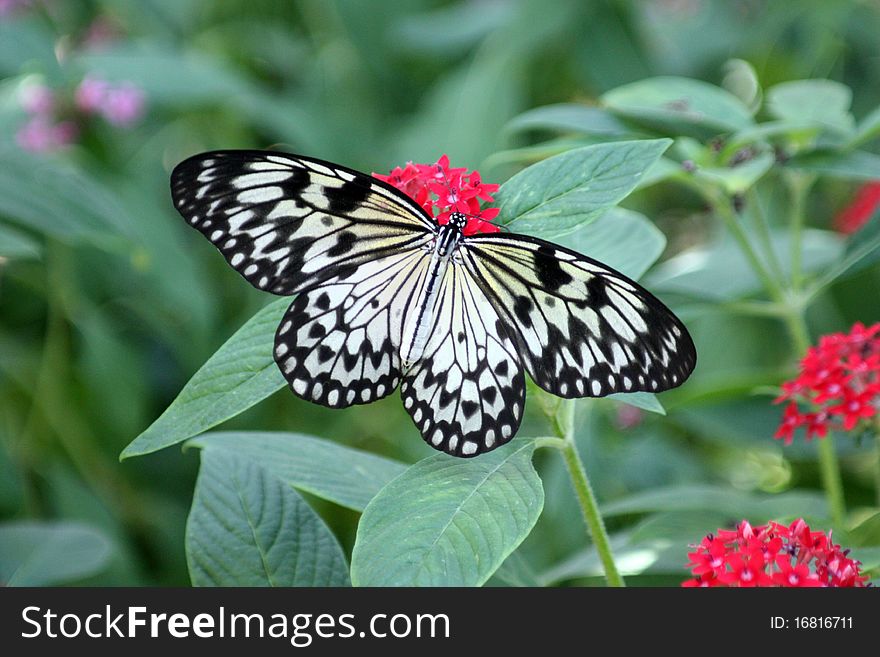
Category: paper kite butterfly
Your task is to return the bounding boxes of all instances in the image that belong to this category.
[171,150,696,457]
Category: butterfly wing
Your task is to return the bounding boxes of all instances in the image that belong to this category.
[401,262,525,457]
[171,150,435,295]
[461,233,696,398]
[275,247,435,407]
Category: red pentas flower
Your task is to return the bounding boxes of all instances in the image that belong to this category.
[833,181,880,234]
[773,322,880,444]
[373,154,501,235]
[682,519,868,587]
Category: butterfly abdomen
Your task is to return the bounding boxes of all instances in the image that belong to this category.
[400,223,462,367]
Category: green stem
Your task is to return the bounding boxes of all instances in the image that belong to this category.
[551,400,625,587]
[706,190,787,304]
[784,306,846,527]
[817,436,846,527]
[786,172,815,291]
[874,432,880,509]
[748,187,785,282]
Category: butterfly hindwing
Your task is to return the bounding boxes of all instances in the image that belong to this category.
[171,150,435,295]
[401,263,525,457]
[275,248,432,407]
[461,233,696,399]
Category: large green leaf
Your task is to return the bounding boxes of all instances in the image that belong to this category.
[186,447,350,587]
[766,79,855,136]
[849,104,880,149]
[121,299,288,459]
[647,228,844,301]
[351,439,543,586]
[602,77,754,135]
[186,432,406,512]
[0,222,40,259]
[505,103,632,137]
[0,148,134,247]
[601,484,829,521]
[807,212,880,298]
[0,521,114,586]
[786,149,880,180]
[556,207,666,280]
[494,139,671,238]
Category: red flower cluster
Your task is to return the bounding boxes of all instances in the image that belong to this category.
[683,519,868,587]
[373,155,501,235]
[774,322,880,444]
[833,181,880,234]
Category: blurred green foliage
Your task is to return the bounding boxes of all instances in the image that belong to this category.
[2,0,880,586]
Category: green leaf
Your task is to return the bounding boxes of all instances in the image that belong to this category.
[766,79,855,135]
[695,151,775,194]
[0,521,114,586]
[542,510,728,582]
[602,76,754,135]
[505,103,632,137]
[122,299,288,459]
[849,512,880,547]
[0,222,40,259]
[491,550,542,587]
[186,432,406,512]
[351,440,544,586]
[186,447,350,587]
[494,139,671,238]
[0,148,134,247]
[723,120,822,155]
[600,484,829,521]
[556,207,666,280]
[648,228,844,301]
[807,212,880,298]
[848,105,880,149]
[722,59,762,114]
[607,391,665,416]
[786,149,880,180]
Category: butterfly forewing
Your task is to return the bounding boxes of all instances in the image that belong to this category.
[170,150,434,295]
[401,263,525,457]
[461,233,696,398]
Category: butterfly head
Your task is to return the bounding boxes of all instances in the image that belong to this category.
[448,211,468,231]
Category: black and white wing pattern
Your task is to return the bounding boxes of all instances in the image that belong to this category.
[401,264,525,457]
[171,150,434,295]
[274,248,430,408]
[172,149,697,459]
[461,233,696,399]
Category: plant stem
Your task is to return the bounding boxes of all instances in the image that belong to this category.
[874,432,880,509]
[706,190,787,304]
[784,298,846,527]
[786,172,815,291]
[817,436,846,527]
[551,400,625,587]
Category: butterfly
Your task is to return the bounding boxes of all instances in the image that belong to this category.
[171,150,696,457]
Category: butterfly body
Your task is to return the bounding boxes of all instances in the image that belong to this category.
[171,150,696,457]
[401,212,467,367]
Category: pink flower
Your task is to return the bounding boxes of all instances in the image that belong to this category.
[75,76,111,113]
[99,83,145,126]
[0,0,33,18]
[15,116,77,153]
[19,82,54,115]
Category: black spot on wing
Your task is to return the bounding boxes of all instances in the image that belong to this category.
[514,295,533,326]
[327,179,372,214]
[327,230,357,257]
[534,244,573,290]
